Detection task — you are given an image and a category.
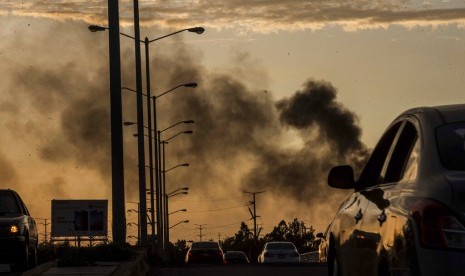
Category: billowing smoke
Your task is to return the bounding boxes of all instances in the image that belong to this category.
[0,18,369,236]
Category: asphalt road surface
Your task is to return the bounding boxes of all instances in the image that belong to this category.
[147,263,328,276]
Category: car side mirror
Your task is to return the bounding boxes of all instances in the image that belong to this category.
[316,232,324,239]
[328,165,356,189]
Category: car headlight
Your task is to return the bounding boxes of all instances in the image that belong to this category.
[10,225,19,234]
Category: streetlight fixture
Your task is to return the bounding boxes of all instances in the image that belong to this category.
[89,23,203,251]
[169,208,187,215]
[169,220,190,230]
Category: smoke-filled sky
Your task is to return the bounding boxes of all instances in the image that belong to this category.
[1,0,465,243]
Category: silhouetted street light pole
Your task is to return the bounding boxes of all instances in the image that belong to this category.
[165,188,189,245]
[107,0,125,245]
[89,21,203,250]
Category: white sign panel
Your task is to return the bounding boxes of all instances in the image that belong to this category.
[51,200,108,237]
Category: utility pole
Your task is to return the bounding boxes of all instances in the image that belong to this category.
[37,218,51,243]
[195,224,206,241]
[243,191,265,241]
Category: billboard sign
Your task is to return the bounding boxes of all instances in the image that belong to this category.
[51,200,108,237]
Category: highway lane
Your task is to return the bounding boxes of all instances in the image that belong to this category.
[147,263,327,276]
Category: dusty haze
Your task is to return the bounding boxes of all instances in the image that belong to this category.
[0,16,368,242]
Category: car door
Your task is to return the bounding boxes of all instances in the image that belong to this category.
[334,121,403,276]
[357,119,419,275]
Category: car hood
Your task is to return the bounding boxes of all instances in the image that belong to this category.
[443,172,465,220]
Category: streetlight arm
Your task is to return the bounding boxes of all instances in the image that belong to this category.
[155,84,184,99]
[155,82,197,99]
[148,26,204,43]
[165,163,189,173]
[88,25,140,41]
[169,220,190,229]
[164,130,193,142]
[168,187,189,196]
[167,191,188,198]
[169,209,187,215]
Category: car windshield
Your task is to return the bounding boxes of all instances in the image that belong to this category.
[266,243,295,250]
[0,191,21,215]
[436,122,465,171]
[226,251,246,257]
[191,242,219,249]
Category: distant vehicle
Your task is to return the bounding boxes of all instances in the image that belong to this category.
[185,241,224,264]
[223,250,249,264]
[257,241,300,264]
[326,104,465,276]
[0,189,38,271]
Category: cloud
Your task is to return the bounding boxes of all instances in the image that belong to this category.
[1,0,465,32]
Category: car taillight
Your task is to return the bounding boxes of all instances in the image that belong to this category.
[219,251,223,256]
[410,198,465,249]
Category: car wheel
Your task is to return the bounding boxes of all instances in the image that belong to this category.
[328,245,341,276]
[29,244,38,268]
[17,241,29,271]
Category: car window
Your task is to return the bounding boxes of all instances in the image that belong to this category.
[266,243,295,250]
[226,252,246,257]
[191,242,219,249]
[383,121,419,183]
[0,191,21,214]
[436,122,465,171]
[357,122,402,188]
[400,138,420,182]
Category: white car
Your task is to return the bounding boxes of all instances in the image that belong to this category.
[258,241,300,264]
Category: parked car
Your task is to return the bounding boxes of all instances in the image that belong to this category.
[326,104,465,276]
[257,241,300,263]
[223,250,249,264]
[0,189,38,271]
[185,241,224,264]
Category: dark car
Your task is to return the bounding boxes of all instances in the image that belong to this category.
[0,189,38,271]
[326,104,465,276]
[223,251,249,264]
[185,241,224,264]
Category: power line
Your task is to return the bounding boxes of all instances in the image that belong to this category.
[175,195,248,203]
[188,205,248,213]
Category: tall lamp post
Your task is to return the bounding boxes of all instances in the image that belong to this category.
[89,24,204,249]
[122,84,196,251]
[160,129,191,253]
[165,187,189,246]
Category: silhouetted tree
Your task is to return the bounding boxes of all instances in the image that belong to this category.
[263,218,315,253]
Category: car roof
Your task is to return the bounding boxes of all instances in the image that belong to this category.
[402,104,465,124]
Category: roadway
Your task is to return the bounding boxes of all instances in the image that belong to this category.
[147,263,328,276]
